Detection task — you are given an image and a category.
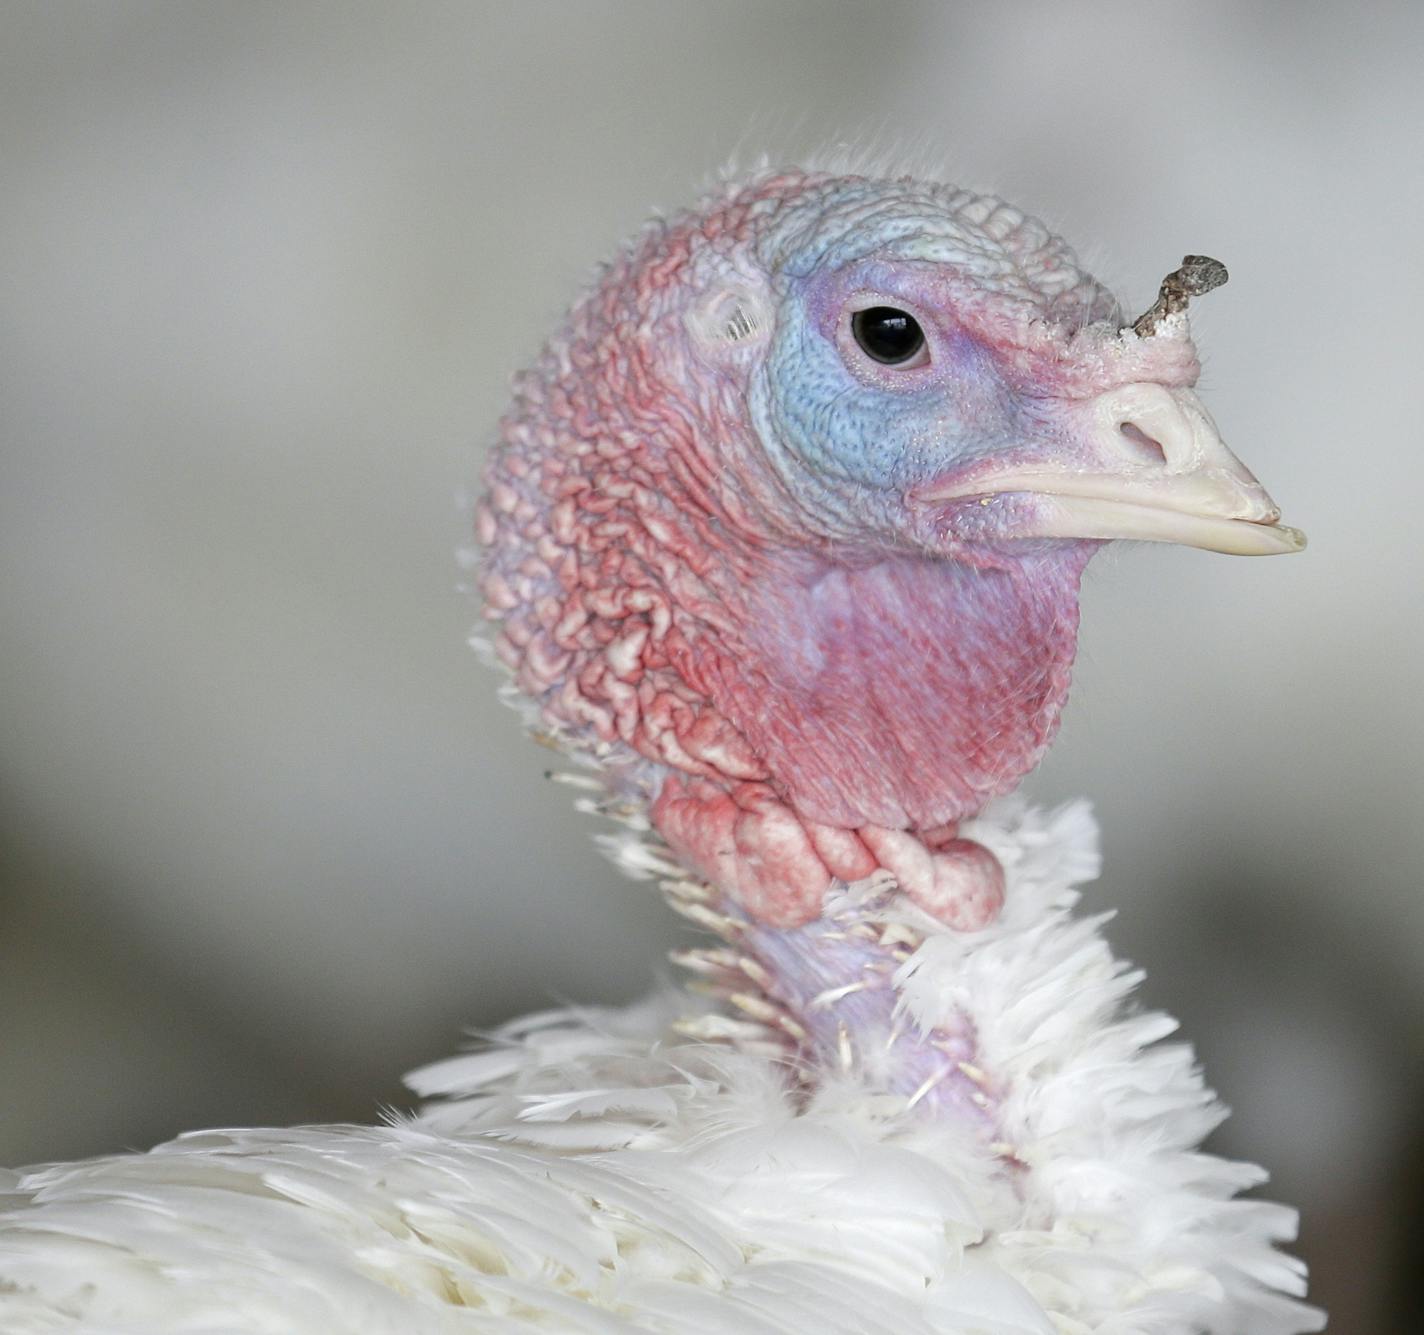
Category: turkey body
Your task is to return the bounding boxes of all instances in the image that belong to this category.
[0,804,1319,1334]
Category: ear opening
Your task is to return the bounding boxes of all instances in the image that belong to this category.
[686,283,774,359]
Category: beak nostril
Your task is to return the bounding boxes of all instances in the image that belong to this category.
[1119,421,1166,465]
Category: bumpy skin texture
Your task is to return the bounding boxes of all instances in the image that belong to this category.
[478,170,1204,927]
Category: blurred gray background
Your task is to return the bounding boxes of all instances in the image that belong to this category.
[2,2,1420,1328]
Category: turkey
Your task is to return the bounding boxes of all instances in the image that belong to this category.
[0,164,1321,1333]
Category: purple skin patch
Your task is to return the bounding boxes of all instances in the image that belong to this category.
[478,168,1297,933]
[738,907,996,1127]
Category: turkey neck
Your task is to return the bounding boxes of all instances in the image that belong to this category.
[651,543,1090,1124]
[663,857,1003,1129]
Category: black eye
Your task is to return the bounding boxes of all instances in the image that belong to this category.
[851,306,926,365]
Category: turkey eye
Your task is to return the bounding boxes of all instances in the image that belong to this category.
[851,306,926,365]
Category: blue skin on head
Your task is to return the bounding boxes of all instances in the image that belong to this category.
[745,221,1041,553]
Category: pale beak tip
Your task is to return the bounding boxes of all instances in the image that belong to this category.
[1235,520,1306,556]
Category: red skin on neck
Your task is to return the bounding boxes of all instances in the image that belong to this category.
[482,403,1087,928]
[647,546,1088,926]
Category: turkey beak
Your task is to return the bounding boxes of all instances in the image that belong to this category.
[918,255,1304,555]
[920,382,1306,556]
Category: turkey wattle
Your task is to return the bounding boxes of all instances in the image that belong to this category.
[0,165,1319,1334]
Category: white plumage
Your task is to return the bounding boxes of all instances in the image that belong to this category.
[0,800,1322,1333]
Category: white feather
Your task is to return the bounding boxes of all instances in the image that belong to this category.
[0,802,1322,1333]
